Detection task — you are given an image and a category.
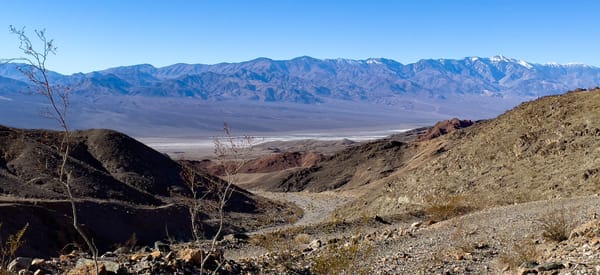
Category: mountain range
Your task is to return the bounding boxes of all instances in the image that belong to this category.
[1,55,599,136]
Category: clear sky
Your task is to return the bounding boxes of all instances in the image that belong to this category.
[1,0,598,74]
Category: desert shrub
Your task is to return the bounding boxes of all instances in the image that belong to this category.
[0,222,28,274]
[322,209,348,234]
[115,232,137,252]
[312,241,373,274]
[250,229,297,252]
[498,238,540,271]
[449,223,475,259]
[294,233,311,245]
[423,194,476,221]
[537,209,573,242]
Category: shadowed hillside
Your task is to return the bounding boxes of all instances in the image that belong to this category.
[0,126,299,257]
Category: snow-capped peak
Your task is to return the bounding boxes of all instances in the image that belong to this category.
[544,62,593,68]
[565,62,590,67]
[488,55,533,69]
[365,58,383,65]
[490,55,512,63]
[518,60,533,69]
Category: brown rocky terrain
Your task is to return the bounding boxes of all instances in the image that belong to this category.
[347,88,600,218]
[0,126,300,258]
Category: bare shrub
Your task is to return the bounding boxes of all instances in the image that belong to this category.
[179,123,254,274]
[249,229,297,252]
[312,241,373,274]
[449,223,476,260]
[179,160,209,245]
[498,238,540,271]
[423,193,476,221]
[537,209,573,242]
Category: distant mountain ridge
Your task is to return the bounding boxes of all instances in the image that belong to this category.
[0,56,599,136]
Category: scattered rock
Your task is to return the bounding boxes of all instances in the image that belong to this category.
[375,215,391,225]
[8,257,33,273]
[31,258,45,266]
[101,251,118,258]
[154,241,171,253]
[113,247,130,254]
[150,250,162,259]
[178,248,203,265]
[308,239,323,250]
[591,236,600,246]
[70,259,106,275]
[411,221,422,228]
[536,262,564,272]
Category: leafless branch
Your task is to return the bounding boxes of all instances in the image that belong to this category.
[6,25,98,274]
[190,123,254,274]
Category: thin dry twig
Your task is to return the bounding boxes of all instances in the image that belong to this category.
[6,25,99,274]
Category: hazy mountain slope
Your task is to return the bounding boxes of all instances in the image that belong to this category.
[1,56,599,136]
[350,88,600,217]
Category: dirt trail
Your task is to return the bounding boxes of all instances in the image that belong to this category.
[225,190,357,260]
[249,190,357,234]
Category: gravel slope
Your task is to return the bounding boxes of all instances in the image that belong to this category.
[227,192,600,273]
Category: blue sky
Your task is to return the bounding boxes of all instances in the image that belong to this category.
[1,0,598,74]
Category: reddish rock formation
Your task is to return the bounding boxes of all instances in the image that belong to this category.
[416,118,474,141]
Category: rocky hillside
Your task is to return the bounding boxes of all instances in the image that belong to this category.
[0,126,299,258]
[350,88,600,217]
[193,151,325,176]
[241,127,432,192]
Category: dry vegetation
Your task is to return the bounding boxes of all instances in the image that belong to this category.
[498,238,541,271]
[0,223,28,275]
[311,241,373,274]
[537,208,574,243]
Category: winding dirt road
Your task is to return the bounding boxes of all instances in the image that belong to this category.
[249,190,357,234]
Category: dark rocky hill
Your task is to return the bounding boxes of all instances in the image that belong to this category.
[0,126,298,257]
